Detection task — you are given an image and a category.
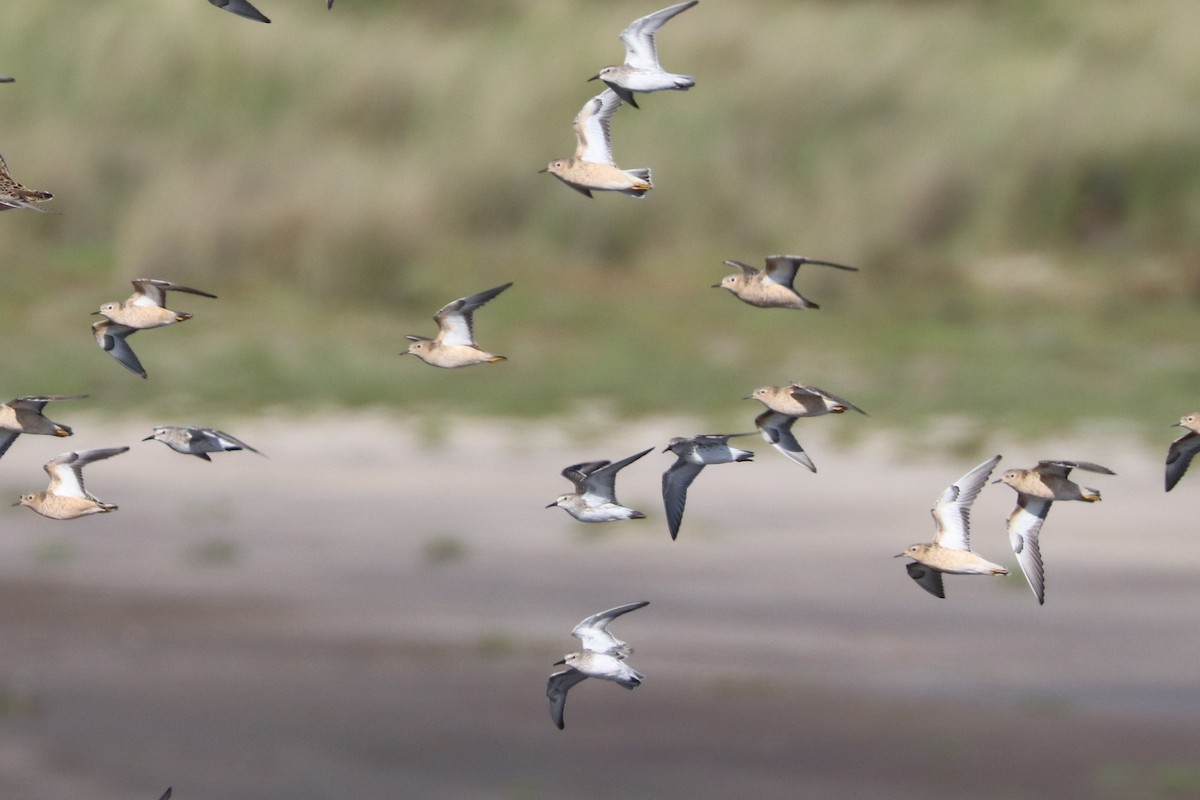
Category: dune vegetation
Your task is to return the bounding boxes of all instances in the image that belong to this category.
[1,0,1199,439]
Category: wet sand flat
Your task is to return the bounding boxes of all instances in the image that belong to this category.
[0,417,1195,799]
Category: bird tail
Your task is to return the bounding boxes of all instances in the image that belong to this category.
[623,168,653,197]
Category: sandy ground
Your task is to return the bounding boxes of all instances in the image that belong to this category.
[0,414,1196,800]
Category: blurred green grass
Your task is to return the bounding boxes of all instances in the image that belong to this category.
[1,0,1199,437]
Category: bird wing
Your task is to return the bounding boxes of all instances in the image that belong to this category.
[44,451,86,498]
[574,89,622,164]
[45,447,128,499]
[906,561,945,598]
[618,0,698,70]
[754,410,816,471]
[791,384,867,415]
[211,0,271,23]
[0,431,19,461]
[1166,430,1200,491]
[1033,460,1115,478]
[581,447,652,503]
[432,282,511,346]
[205,428,266,456]
[765,254,858,284]
[547,668,589,730]
[662,459,703,540]
[93,320,147,378]
[7,395,86,413]
[1008,495,1050,605]
[931,455,1000,551]
[562,460,612,495]
[571,600,649,655]
[130,278,217,308]
[722,259,760,278]
[0,196,51,212]
[691,432,753,445]
[761,256,802,287]
[0,154,51,211]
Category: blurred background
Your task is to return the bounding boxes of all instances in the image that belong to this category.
[1,1,1200,798]
[2,0,1200,432]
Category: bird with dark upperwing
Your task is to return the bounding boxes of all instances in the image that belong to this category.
[661,433,754,541]
[748,383,867,417]
[95,278,217,330]
[547,447,653,522]
[0,395,86,461]
[747,384,865,470]
[209,0,270,23]
[401,283,512,368]
[144,426,266,461]
[1165,412,1200,492]
[715,255,859,310]
[92,319,146,378]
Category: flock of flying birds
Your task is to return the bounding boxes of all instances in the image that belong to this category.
[0,276,265,529]
[1,0,1199,753]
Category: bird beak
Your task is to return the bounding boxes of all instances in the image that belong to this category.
[536,167,548,174]
[141,435,155,441]
[991,478,1002,484]
[90,310,102,316]
[545,501,556,509]
[893,553,905,558]
[587,74,600,82]
[710,283,723,289]
[11,500,21,507]
[552,658,566,666]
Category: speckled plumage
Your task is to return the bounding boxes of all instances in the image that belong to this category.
[0,151,53,213]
